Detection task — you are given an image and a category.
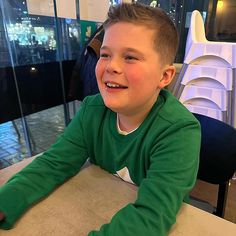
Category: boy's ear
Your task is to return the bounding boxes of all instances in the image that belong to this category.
[159,65,176,89]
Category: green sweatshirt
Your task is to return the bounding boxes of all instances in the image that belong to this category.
[0,89,201,236]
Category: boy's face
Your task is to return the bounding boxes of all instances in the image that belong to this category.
[96,22,174,116]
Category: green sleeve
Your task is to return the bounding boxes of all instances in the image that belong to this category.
[88,120,201,236]
[0,102,89,229]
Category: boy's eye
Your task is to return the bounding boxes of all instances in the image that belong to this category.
[100,53,110,58]
[125,55,138,61]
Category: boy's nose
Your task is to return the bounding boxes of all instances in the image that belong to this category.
[105,59,122,74]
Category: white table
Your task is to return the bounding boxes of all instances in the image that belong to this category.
[0,158,236,236]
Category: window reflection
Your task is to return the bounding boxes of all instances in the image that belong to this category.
[206,0,236,42]
[1,0,80,66]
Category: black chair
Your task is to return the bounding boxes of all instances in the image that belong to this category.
[191,113,236,218]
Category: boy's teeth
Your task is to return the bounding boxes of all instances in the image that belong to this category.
[106,82,121,88]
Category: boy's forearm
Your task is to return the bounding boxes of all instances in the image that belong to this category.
[0,136,88,229]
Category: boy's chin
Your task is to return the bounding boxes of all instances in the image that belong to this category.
[103,100,123,113]
[104,104,120,113]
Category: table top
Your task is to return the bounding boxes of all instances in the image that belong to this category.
[0,158,236,236]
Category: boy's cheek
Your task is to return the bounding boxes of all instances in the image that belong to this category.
[95,62,103,81]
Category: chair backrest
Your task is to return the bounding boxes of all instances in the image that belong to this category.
[185,10,207,59]
[193,113,236,184]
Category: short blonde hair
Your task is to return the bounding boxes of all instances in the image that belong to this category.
[103,3,179,65]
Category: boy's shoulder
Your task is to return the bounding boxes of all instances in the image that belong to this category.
[159,89,198,124]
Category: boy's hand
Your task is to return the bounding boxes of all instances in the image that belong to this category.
[0,211,5,221]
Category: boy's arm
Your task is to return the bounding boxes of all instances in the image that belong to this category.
[0,104,88,230]
[88,119,201,236]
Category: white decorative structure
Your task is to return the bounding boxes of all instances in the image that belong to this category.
[173,10,236,127]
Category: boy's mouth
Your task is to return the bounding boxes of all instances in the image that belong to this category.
[105,82,128,89]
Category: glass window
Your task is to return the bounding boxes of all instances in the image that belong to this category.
[0,0,82,168]
[206,0,236,42]
[1,1,81,67]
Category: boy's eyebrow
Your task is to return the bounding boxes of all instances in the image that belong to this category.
[100,46,144,55]
[124,48,143,54]
[100,45,109,51]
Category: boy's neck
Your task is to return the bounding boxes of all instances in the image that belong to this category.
[117,112,146,133]
[116,93,160,133]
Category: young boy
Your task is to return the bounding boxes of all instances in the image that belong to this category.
[0,3,201,236]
